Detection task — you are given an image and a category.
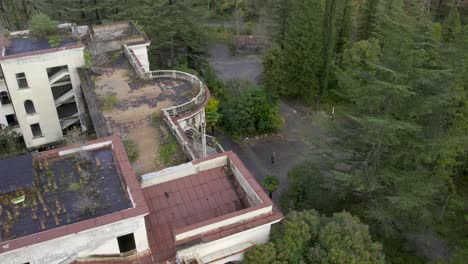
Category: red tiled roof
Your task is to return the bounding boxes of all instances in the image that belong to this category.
[143,152,284,263]
[143,166,245,262]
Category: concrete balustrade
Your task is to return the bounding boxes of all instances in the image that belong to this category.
[123,44,212,160]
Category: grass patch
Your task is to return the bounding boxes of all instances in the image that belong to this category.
[100,93,117,111]
[151,111,162,127]
[123,136,139,163]
[67,182,82,192]
[159,134,182,167]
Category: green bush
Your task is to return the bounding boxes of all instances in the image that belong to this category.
[221,86,282,137]
[84,50,93,69]
[30,13,58,36]
[101,93,117,111]
[47,34,61,48]
[123,136,139,163]
[159,135,180,167]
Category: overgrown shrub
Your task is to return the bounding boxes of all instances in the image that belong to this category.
[84,50,93,69]
[47,34,61,48]
[30,13,58,36]
[221,86,282,137]
[123,136,139,163]
[100,93,117,111]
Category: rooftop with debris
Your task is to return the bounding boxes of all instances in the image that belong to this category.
[0,26,81,59]
[0,137,148,252]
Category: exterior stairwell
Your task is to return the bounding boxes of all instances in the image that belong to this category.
[55,89,75,107]
[49,68,70,85]
[60,112,80,130]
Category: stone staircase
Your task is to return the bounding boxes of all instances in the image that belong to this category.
[49,68,70,85]
[55,89,75,107]
[60,112,80,130]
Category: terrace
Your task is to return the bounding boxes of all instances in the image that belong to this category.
[86,53,199,175]
[0,139,133,243]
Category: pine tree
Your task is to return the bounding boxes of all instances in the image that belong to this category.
[281,0,324,102]
[319,0,339,106]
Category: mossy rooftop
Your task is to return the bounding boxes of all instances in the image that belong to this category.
[0,148,131,242]
[1,28,78,57]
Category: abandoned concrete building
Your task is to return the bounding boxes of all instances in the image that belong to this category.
[0,137,282,263]
[0,21,283,263]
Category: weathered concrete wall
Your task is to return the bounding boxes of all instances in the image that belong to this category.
[230,160,262,206]
[78,69,110,137]
[127,44,150,72]
[177,223,271,263]
[1,47,85,148]
[175,205,272,242]
[140,154,227,187]
[0,216,149,264]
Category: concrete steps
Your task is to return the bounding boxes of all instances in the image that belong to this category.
[55,89,75,107]
[49,68,70,85]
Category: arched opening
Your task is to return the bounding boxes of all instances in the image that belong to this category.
[24,100,36,114]
[0,91,10,105]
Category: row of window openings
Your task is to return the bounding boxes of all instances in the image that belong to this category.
[2,114,42,137]
[0,93,37,115]
[16,66,69,89]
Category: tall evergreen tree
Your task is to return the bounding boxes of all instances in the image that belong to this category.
[281,0,324,102]
[319,0,339,106]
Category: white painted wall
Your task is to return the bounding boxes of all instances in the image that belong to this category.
[177,223,273,263]
[141,155,228,188]
[0,215,149,264]
[175,206,272,242]
[1,47,85,148]
[128,44,150,72]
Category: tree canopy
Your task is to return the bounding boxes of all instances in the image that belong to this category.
[244,210,385,263]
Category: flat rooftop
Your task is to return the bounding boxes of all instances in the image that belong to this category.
[0,141,131,242]
[3,29,78,57]
[142,152,283,262]
[0,154,34,195]
[91,53,198,174]
[91,21,149,44]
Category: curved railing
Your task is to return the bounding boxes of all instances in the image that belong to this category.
[144,70,207,117]
[123,44,210,160]
[124,44,207,117]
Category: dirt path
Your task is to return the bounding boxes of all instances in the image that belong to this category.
[208,44,330,204]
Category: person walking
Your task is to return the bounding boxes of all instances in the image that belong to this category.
[271,152,276,164]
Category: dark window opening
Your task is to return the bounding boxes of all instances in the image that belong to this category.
[0,91,11,105]
[30,123,43,138]
[24,100,36,114]
[6,114,18,126]
[117,233,136,253]
[16,73,29,88]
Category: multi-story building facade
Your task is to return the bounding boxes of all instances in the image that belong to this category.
[0,26,87,148]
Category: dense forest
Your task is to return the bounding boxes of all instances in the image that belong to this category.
[1,0,467,263]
